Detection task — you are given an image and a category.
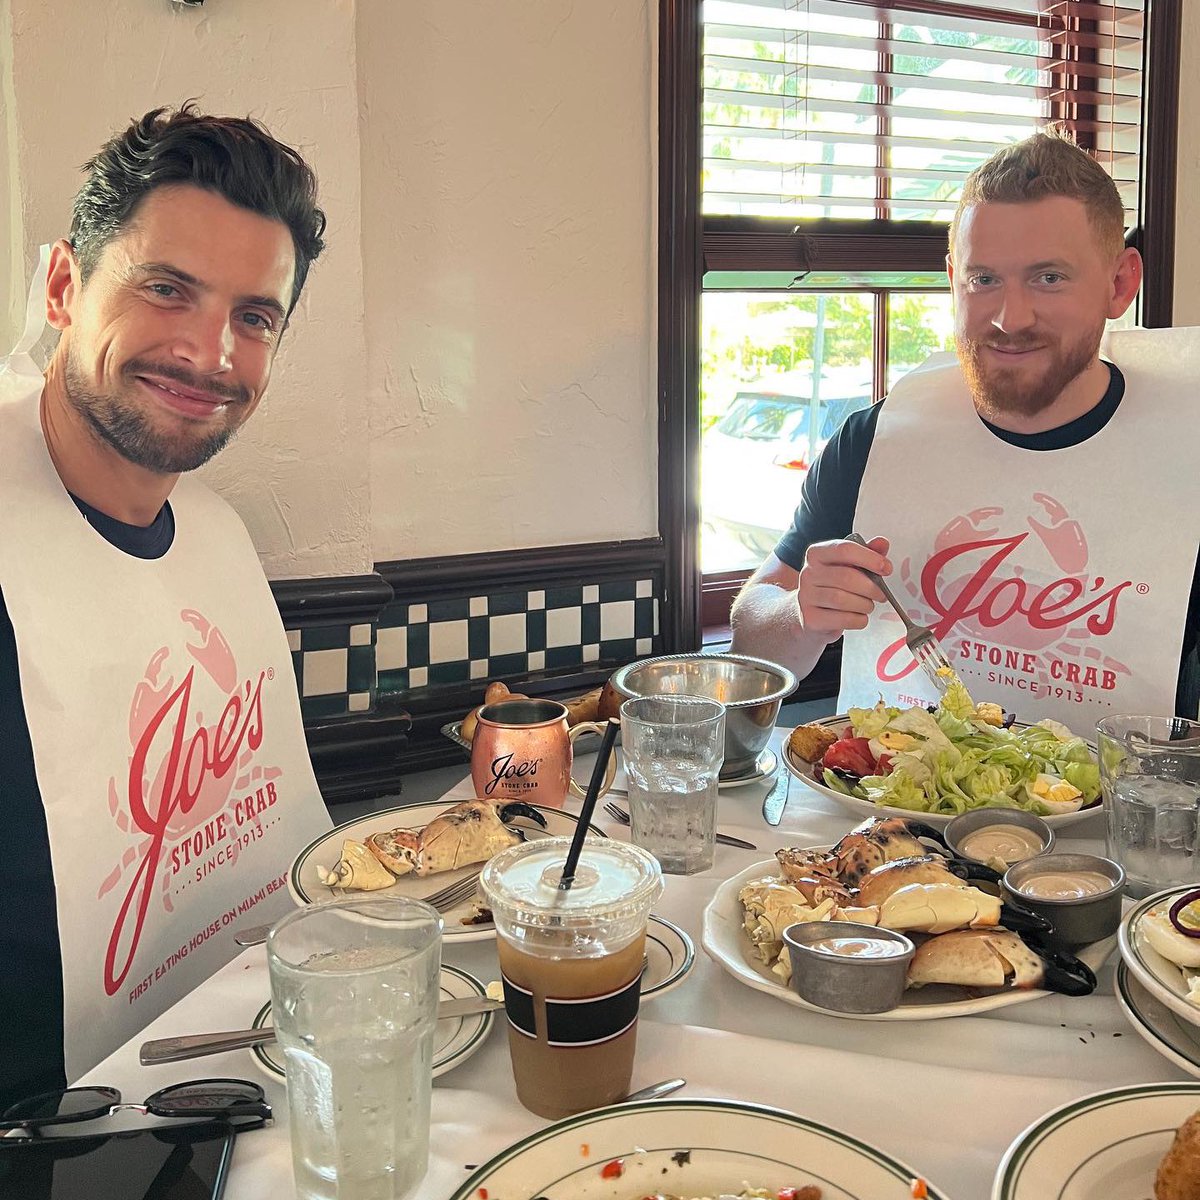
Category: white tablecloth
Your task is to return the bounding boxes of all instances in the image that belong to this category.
[83,725,1189,1199]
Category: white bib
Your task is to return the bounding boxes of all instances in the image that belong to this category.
[0,359,331,1079]
[840,328,1200,730]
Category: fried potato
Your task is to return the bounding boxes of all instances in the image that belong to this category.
[787,722,838,764]
[1156,1110,1200,1200]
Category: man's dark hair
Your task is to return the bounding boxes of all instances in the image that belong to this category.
[70,103,326,314]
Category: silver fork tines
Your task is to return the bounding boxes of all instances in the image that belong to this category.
[603,801,757,851]
[422,869,482,913]
[846,532,958,696]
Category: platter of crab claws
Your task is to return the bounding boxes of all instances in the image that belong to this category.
[701,814,1109,1020]
[289,798,607,942]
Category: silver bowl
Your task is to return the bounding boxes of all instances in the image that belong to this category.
[610,653,796,778]
[1002,853,1126,946]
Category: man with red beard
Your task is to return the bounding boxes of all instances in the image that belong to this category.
[732,130,1199,728]
[0,107,332,1109]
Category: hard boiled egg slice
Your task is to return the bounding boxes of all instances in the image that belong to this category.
[1141,906,1200,970]
[1029,773,1084,814]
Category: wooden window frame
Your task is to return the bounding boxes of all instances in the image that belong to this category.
[658,0,1182,646]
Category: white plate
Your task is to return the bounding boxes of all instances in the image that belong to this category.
[702,858,1113,1021]
[289,801,606,941]
[1116,961,1200,1080]
[992,1082,1200,1199]
[783,714,1103,829]
[447,1098,947,1200]
[1118,887,1200,1029]
[642,914,695,1000]
[249,963,494,1083]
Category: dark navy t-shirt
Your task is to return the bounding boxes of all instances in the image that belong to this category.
[774,364,1200,717]
[1,497,173,1107]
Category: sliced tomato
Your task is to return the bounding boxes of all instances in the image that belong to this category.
[876,752,893,774]
[821,736,877,778]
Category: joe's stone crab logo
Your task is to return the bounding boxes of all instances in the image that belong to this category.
[878,493,1134,693]
[98,609,279,996]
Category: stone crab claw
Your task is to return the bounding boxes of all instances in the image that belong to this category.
[906,928,1096,996]
[364,799,549,879]
[856,855,1002,934]
[831,817,951,889]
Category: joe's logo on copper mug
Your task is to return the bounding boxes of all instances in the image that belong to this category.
[470,698,615,809]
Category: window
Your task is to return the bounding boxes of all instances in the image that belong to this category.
[682,0,1169,586]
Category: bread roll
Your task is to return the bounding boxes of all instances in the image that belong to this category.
[484,681,511,705]
[461,706,480,743]
[563,687,602,726]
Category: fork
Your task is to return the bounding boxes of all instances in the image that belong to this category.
[602,801,757,850]
[422,869,483,913]
[846,532,959,696]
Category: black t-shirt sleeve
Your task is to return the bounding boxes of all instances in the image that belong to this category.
[773,401,882,571]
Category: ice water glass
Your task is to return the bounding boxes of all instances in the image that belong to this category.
[1098,715,1200,899]
[267,897,442,1200]
[620,694,726,874]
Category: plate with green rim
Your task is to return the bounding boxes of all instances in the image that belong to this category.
[289,800,606,941]
[250,962,494,1083]
[446,1098,947,1200]
[992,1081,1200,1198]
[1115,960,1200,1080]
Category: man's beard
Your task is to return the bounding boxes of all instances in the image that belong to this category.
[956,321,1104,422]
[63,353,248,473]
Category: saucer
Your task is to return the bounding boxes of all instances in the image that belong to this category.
[719,748,778,790]
[249,963,494,1083]
[642,914,695,999]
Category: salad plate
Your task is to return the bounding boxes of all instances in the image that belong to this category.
[1118,887,1200,1029]
[448,1098,948,1200]
[1115,960,1200,1080]
[992,1082,1200,1199]
[702,858,1114,1021]
[783,709,1103,830]
[289,801,605,941]
[250,963,494,1083]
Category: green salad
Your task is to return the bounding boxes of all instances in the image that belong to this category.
[819,682,1101,817]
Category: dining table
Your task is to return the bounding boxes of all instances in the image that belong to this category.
[83,697,1192,1199]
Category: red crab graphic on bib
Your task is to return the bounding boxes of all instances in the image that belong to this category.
[879,492,1134,694]
[98,609,283,995]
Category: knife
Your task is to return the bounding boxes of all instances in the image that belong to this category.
[761,767,791,827]
[139,996,502,1065]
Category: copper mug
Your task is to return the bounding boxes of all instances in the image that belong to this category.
[471,698,615,809]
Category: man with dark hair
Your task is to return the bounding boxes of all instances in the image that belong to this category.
[0,106,332,1107]
[731,131,1200,728]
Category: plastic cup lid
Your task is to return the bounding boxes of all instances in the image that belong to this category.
[480,836,662,929]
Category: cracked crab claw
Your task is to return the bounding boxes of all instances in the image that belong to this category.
[874,882,1002,935]
[907,927,1095,996]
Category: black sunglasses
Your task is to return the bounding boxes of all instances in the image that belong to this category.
[0,1079,271,1137]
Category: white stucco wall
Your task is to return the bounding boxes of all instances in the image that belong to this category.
[1,0,660,576]
[358,0,658,559]
[1,0,371,578]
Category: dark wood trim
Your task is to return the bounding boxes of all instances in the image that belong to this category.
[306,708,412,805]
[658,0,703,653]
[376,539,665,605]
[701,569,749,628]
[1140,0,1181,327]
[270,573,394,630]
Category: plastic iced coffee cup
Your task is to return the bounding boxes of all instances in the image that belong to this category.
[480,836,663,1118]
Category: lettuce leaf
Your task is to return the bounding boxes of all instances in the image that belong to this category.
[847,701,900,739]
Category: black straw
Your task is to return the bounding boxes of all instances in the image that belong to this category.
[559,717,620,890]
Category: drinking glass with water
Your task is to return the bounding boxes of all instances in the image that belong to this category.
[620,695,726,874]
[1099,715,1200,898]
[267,896,442,1200]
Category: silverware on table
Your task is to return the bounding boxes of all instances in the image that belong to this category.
[233,870,484,949]
[621,1077,686,1103]
[761,767,791,827]
[846,531,959,695]
[601,801,757,851]
[139,996,503,1066]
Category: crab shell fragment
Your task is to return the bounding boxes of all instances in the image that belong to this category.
[907,928,1045,990]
